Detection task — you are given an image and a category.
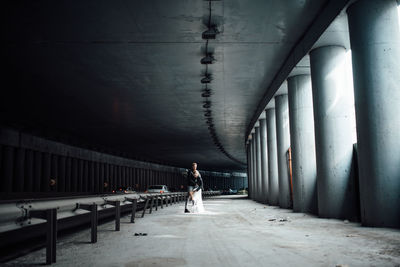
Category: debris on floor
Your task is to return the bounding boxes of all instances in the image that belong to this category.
[345,234,357,237]
[134,233,148,236]
[268,217,291,222]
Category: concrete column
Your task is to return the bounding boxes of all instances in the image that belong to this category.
[51,155,59,192]
[255,127,262,201]
[1,146,14,192]
[347,0,400,227]
[259,119,269,204]
[248,142,253,199]
[287,75,318,214]
[275,94,292,208]
[58,156,66,192]
[266,109,279,205]
[310,45,358,220]
[251,133,257,200]
[249,138,253,198]
[246,145,249,198]
[100,163,105,193]
[33,151,42,192]
[41,153,51,192]
[250,143,254,199]
[24,150,34,192]
[13,148,25,192]
[65,157,72,192]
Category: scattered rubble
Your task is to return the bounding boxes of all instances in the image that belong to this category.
[268,217,291,222]
[134,233,148,236]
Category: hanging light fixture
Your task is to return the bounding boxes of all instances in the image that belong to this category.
[201,74,212,84]
[202,89,212,97]
[202,27,218,40]
[203,101,211,108]
[201,53,215,64]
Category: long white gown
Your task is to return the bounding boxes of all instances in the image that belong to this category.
[191,189,205,213]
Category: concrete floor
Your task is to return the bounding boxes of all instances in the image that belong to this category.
[4,195,400,267]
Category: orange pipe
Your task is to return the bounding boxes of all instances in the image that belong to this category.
[287,147,294,205]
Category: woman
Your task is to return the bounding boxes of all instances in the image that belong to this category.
[190,168,205,213]
[185,162,205,213]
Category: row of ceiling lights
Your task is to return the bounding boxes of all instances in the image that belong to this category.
[200,0,245,165]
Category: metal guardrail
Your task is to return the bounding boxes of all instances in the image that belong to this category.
[0,192,182,264]
[0,191,221,265]
[202,190,221,198]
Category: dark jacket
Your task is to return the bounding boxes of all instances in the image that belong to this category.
[187,170,203,191]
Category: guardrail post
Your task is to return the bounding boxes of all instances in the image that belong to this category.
[90,204,98,242]
[76,203,98,243]
[30,209,57,265]
[160,195,164,209]
[125,197,137,223]
[149,196,155,214]
[105,200,120,231]
[142,197,150,218]
[155,195,158,211]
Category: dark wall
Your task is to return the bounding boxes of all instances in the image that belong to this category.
[0,127,247,198]
[201,173,247,191]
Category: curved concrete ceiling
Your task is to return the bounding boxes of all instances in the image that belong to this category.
[3,0,342,171]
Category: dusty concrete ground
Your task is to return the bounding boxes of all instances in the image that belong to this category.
[4,195,400,267]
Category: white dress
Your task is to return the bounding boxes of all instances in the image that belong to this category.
[191,189,205,213]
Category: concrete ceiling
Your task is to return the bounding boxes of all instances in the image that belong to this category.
[2,0,337,171]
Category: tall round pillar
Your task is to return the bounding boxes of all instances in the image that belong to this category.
[347,0,400,227]
[287,75,318,214]
[251,133,257,200]
[246,144,251,198]
[310,45,358,220]
[259,119,269,204]
[266,109,279,205]
[255,127,262,201]
[275,94,292,208]
[248,142,253,199]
